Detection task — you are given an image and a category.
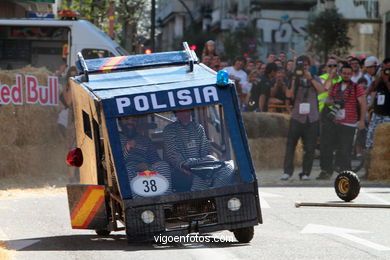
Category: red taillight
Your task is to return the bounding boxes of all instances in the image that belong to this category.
[66,148,83,167]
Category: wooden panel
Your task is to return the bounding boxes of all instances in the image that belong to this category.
[70,80,99,184]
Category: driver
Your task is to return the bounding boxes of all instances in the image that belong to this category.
[162,109,235,192]
[119,117,172,197]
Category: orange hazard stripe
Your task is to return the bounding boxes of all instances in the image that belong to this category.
[99,56,127,72]
[71,186,105,229]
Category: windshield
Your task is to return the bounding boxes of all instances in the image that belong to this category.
[116,105,241,199]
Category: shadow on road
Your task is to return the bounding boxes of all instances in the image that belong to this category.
[9,234,247,252]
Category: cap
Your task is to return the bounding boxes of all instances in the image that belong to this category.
[364,56,378,67]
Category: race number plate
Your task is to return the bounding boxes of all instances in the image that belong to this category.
[377,94,385,105]
[130,170,169,197]
[299,103,310,114]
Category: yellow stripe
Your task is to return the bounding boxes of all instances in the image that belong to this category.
[101,56,125,72]
[71,189,104,227]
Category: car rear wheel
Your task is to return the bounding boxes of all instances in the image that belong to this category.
[232,226,254,243]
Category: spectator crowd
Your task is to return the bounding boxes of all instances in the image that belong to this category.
[200,40,390,181]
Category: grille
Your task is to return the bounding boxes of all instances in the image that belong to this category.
[164,198,218,231]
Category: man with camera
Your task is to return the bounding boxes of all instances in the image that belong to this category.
[280,55,324,181]
[317,65,367,180]
[363,58,390,179]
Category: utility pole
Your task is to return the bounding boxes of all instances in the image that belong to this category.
[151,0,156,51]
[108,0,115,39]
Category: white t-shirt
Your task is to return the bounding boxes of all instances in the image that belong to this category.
[224,66,251,94]
[351,71,363,83]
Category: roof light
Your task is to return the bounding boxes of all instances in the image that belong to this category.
[216,70,229,87]
[58,10,79,20]
[144,49,152,54]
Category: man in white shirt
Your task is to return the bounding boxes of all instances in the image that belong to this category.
[224,57,251,106]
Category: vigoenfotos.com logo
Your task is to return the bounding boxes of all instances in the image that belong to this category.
[154,234,235,244]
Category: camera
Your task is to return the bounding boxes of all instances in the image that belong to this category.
[295,60,304,77]
[326,99,344,120]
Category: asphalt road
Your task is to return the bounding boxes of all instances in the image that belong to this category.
[1,185,390,260]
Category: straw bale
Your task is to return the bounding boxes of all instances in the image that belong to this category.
[243,112,290,139]
[17,143,67,177]
[369,123,390,180]
[0,145,22,178]
[0,66,66,181]
[248,137,302,170]
[0,106,18,145]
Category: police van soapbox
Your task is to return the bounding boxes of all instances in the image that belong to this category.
[65,43,262,243]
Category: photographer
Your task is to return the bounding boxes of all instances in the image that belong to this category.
[317,65,366,180]
[363,58,390,179]
[280,56,324,181]
[247,62,278,112]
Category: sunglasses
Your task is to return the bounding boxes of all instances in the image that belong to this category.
[327,64,338,68]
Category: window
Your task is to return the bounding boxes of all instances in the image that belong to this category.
[82,110,92,139]
[81,48,114,59]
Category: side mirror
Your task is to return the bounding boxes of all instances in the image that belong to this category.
[66,148,83,167]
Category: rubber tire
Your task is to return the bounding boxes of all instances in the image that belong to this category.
[334,171,361,202]
[95,229,111,236]
[232,226,254,243]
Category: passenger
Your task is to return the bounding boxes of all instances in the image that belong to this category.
[163,109,235,192]
[119,117,172,197]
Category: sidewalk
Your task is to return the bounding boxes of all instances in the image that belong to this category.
[255,164,369,186]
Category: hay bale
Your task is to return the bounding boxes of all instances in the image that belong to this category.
[0,145,22,179]
[18,144,67,177]
[369,123,390,180]
[0,66,66,182]
[0,106,18,145]
[249,137,302,170]
[242,112,290,139]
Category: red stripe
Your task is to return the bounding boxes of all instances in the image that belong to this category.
[99,57,115,71]
[79,195,105,229]
[110,56,127,70]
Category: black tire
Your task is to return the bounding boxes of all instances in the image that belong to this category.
[95,229,111,236]
[232,226,254,243]
[334,171,361,202]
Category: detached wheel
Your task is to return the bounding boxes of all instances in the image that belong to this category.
[95,229,111,236]
[334,171,361,202]
[232,226,254,243]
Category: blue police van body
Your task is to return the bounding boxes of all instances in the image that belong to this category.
[66,44,262,243]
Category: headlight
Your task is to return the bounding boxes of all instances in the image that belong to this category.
[227,197,241,211]
[141,210,155,224]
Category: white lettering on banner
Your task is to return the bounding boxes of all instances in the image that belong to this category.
[0,74,58,106]
[256,18,307,43]
[116,98,131,114]
[134,95,149,111]
[116,86,220,114]
[177,90,192,105]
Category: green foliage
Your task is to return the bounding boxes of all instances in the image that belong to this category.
[223,26,258,62]
[61,0,109,27]
[61,0,150,52]
[307,8,352,62]
[179,22,215,57]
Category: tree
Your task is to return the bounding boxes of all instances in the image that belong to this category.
[223,26,258,62]
[61,0,151,53]
[306,8,351,63]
